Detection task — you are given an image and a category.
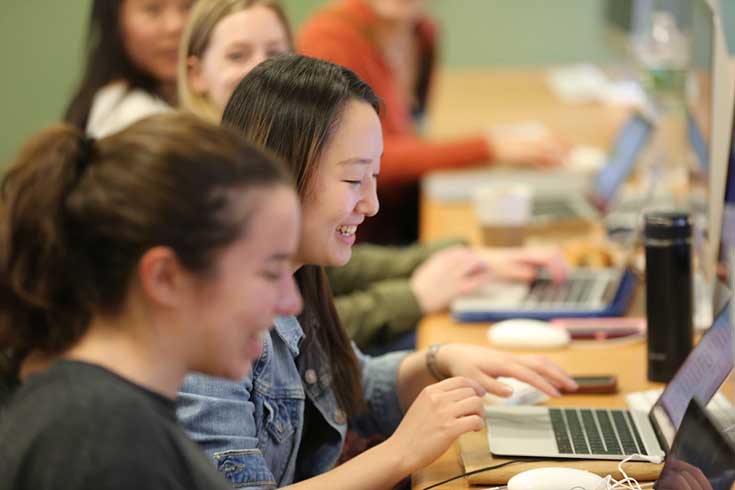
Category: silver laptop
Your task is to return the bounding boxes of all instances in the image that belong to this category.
[451,232,640,321]
[423,113,654,227]
[484,294,734,461]
[530,112,654,223]
[451,267,632,321]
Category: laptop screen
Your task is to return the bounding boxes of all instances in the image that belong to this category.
[719,101,735,261]
[688,110,710,174]
[593,114,653,208]
[651,298,734,447]
[685,0,714,176]
[655,399,735,490]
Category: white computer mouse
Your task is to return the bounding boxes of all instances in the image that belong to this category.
[507,467,605,490]
[487,319,571,349]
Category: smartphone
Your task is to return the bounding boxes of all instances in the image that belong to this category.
[566,375,618,394]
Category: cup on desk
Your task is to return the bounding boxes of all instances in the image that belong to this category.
[472,184,532,247]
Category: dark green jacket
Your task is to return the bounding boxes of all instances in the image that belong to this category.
[326,238,465,349]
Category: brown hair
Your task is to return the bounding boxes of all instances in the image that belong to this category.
[178,0,293,122]
[222,54,380,417]
[0,113,291,375]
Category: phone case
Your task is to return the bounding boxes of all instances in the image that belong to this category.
[567,375,619,394]
[549,317,646,340]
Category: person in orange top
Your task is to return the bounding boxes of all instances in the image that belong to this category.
[298,0,567,244]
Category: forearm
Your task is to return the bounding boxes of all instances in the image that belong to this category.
[282,440,407,490]
[395,350,436,411]
[379,135,491,186]
[334,280,422,348]
[327,239,465,293]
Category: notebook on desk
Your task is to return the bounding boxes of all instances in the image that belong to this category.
[483,296,734,461]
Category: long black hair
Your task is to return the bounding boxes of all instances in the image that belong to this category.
[64,0,161,129]
[222,55,380,417]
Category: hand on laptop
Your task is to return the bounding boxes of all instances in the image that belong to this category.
[410,245,568,314]
[410,246,495,314]
[434,344,578,398]
[486,122,569,168]
[475,246,569,283]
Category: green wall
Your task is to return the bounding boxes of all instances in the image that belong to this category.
[0,0,619,167]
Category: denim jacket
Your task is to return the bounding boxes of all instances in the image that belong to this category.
[177,315,407,489]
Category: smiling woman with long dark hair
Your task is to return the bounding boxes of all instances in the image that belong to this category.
[177,54,577,490]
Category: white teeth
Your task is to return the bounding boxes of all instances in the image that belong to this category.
[337,225,357,236]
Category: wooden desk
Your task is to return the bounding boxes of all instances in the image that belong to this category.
[412,67,661,490]
[424,68,630,145]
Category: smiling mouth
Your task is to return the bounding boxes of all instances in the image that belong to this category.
[337,225,357,237]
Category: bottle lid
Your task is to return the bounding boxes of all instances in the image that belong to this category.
[644,211,691,240]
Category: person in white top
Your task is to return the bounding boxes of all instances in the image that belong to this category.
[64,0,193,137]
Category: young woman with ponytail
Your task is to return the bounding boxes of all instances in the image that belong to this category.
[0,113,302,490]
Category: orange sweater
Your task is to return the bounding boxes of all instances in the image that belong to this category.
[298,0,492,187]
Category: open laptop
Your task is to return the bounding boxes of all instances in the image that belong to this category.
[451,266,637,321]
[484,294,734,461]
[423,113,654,226]
[655,398,735,490]
[530,112,654,224]
[451,227,640,322]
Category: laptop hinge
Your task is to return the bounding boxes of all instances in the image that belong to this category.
[648,410,671,454]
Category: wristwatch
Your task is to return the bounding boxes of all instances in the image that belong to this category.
[426,343,446,381]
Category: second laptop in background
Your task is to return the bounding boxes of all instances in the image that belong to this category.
[424,112,654,228]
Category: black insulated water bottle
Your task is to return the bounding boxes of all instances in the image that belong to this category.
[644,211,693,383]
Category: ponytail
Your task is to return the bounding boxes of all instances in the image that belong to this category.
[0,126,95,361]
[0,113,292,378]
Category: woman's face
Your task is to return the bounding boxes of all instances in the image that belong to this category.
[187,186,302,379]
[120,0,193,85]
[189,6,290,112]
[297,100,383,267]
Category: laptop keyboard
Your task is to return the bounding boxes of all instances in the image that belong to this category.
[523,276,602,307]
[549,408,648,456]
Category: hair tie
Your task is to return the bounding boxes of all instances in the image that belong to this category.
[76,136,96,175]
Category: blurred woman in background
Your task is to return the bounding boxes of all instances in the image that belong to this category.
[64,0,193,137]
[299,0,568,243]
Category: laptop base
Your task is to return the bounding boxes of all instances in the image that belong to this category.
[451,269,637,322]
[457,430,663,485]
